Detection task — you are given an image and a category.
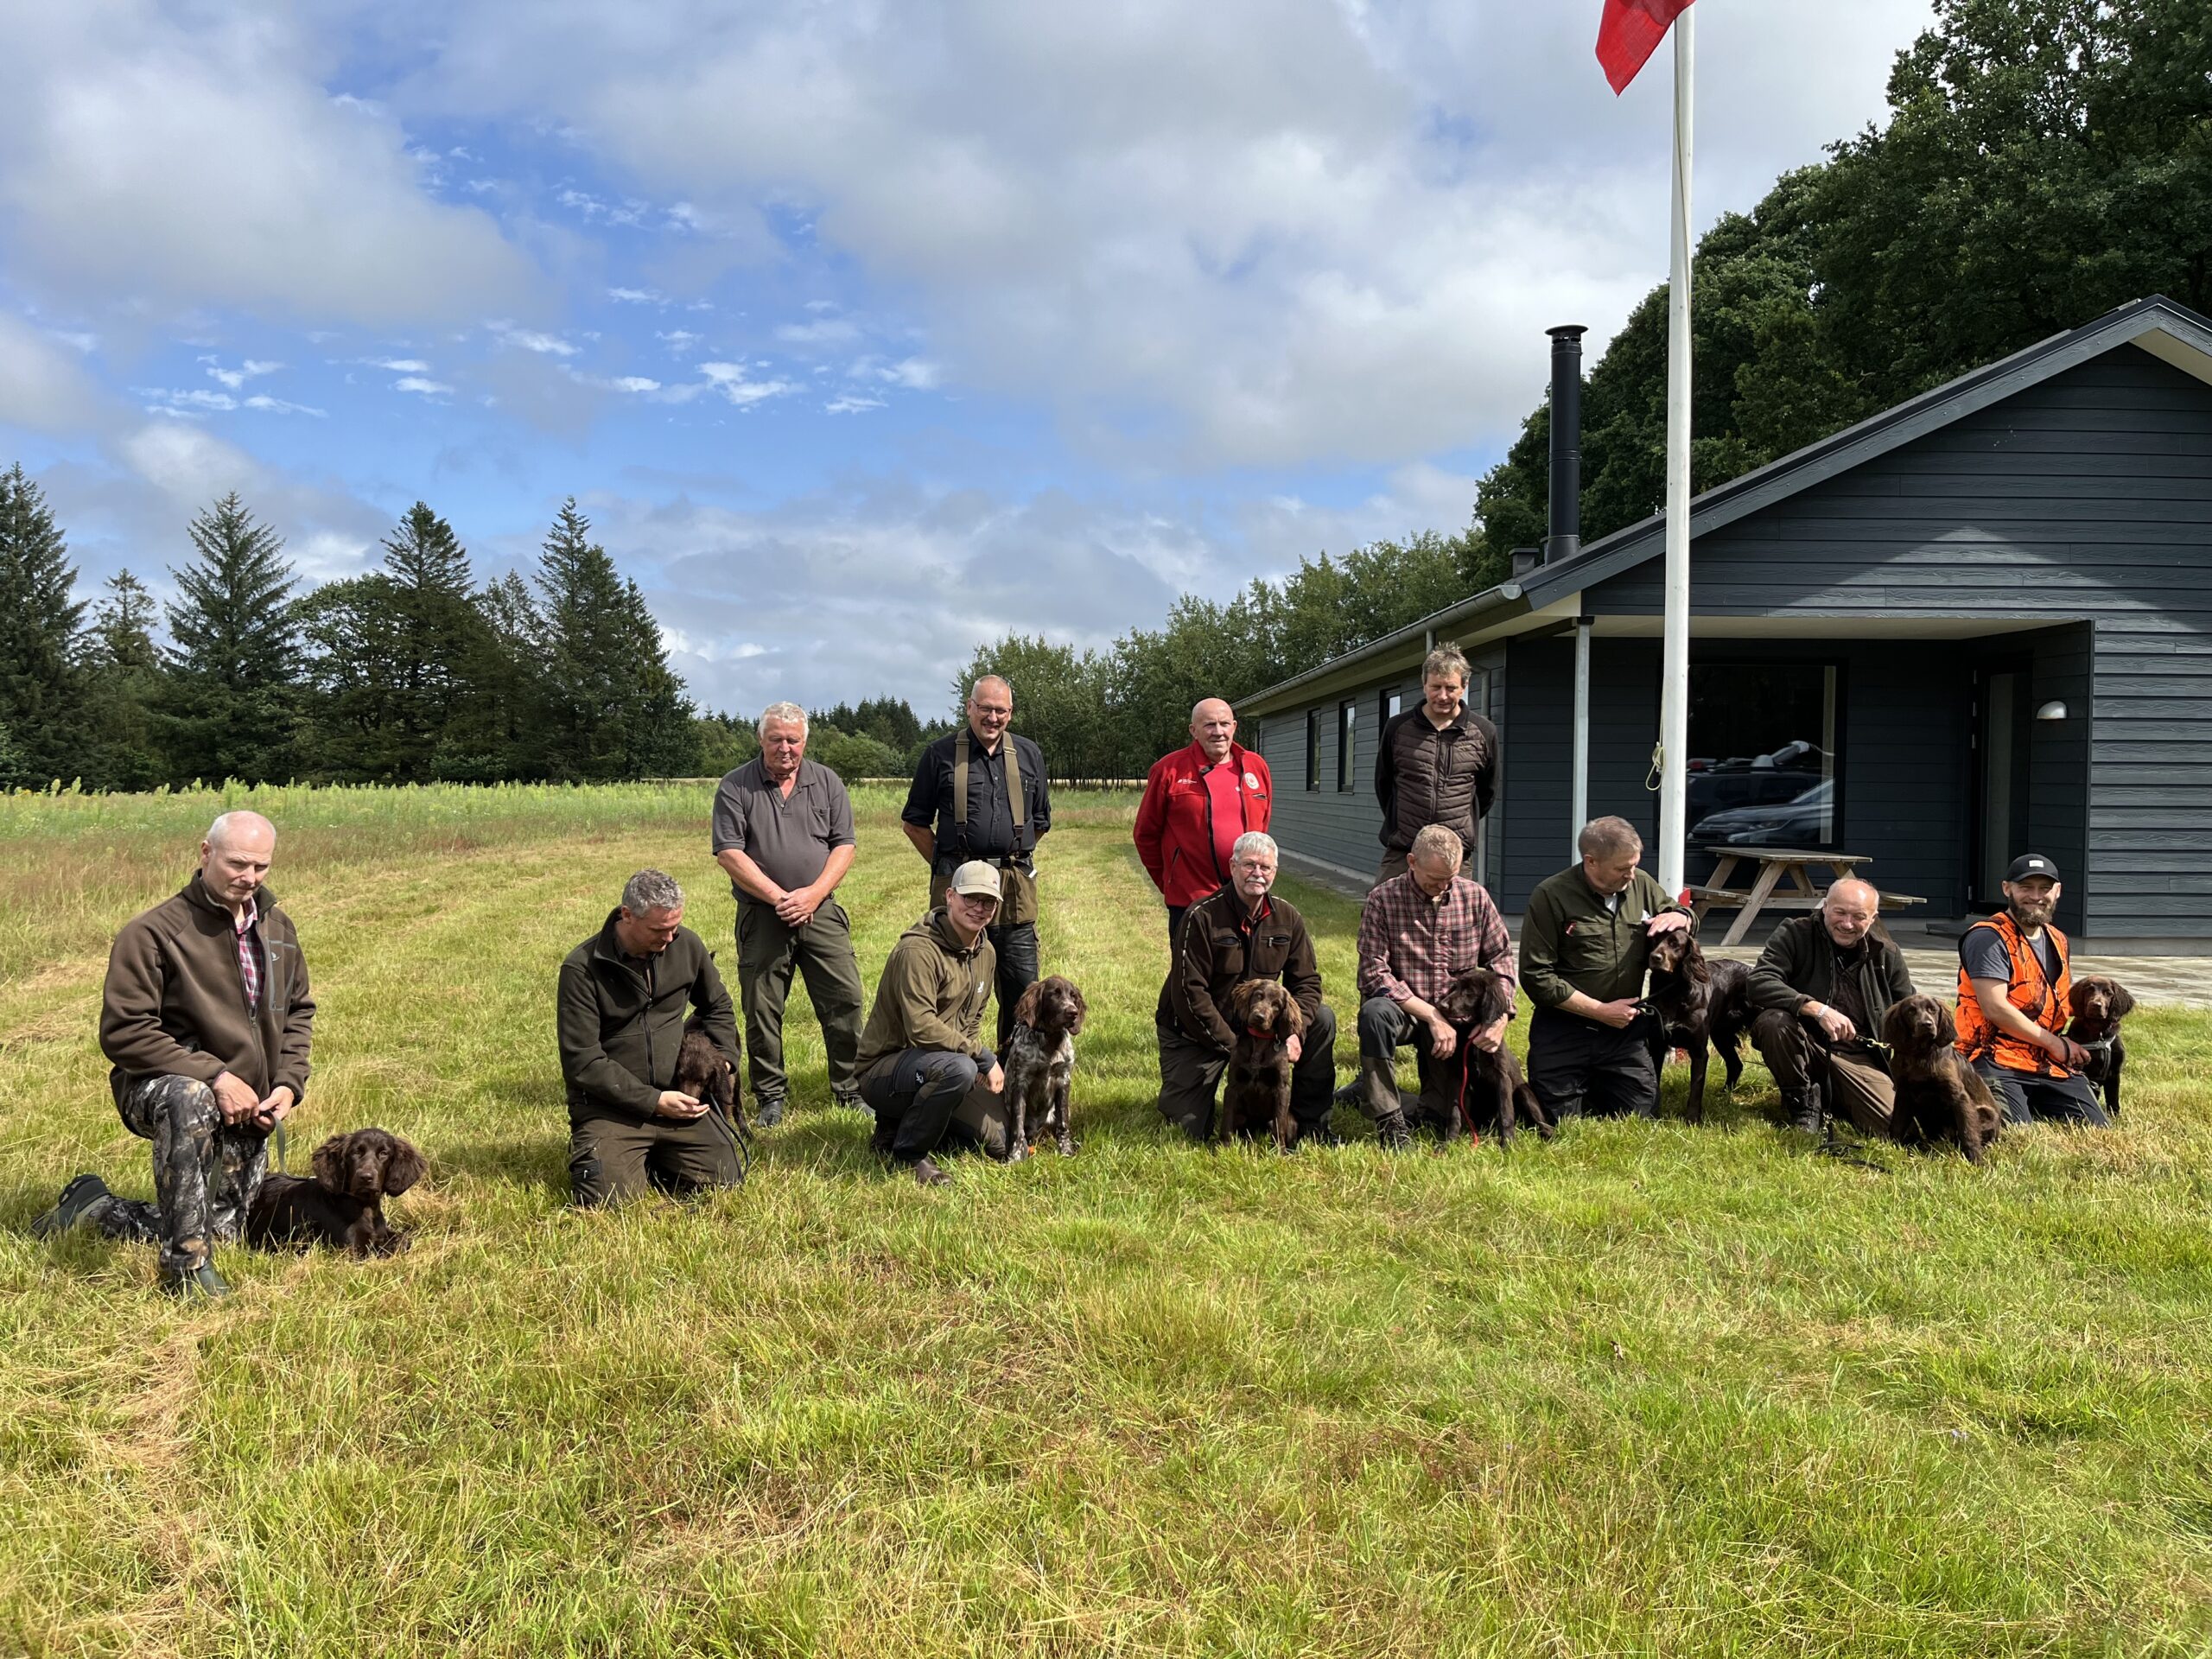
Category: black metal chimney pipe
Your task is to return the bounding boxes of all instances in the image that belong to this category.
[1545,324,1586,564]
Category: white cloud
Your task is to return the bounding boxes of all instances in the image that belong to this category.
[0,3,534,327]
[0,312,105,432]
[393,375,454,396]
[243,394,327,416]
[202,357,281,391]
[776,316,861,347]
[694,361,797,406]
[365,357,432,372]
[656,329,702,353]
[490,321,581,357]
[824,393,883,414]
[608,286,664,303]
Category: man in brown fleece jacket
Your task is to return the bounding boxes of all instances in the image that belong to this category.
[35,810,315,1299]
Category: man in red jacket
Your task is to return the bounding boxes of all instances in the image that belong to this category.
[1134,696,1273,950]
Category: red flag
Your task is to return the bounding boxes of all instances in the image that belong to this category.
[1597,0,1694,94]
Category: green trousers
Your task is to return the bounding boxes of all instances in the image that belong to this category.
[569,1111,745,1206]
[736,898,867,1106]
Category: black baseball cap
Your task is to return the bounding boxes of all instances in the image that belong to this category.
[2005,854,2060,882]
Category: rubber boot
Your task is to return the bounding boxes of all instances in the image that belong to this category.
[1359,1055,1412,1149]
[1784,1090,1822,1135]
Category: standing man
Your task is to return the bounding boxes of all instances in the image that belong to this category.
[855,861,1009,1186]
[1154,831,1337,1142]
[1352,824,1516,1147]
[712,702,868,1126]
[1517,817,1689,1122]
[1747,878,1916,1134]
[1955,854,2108,1126]
[1374,643,1501,883]
[35,810,315,1300]
[557,870,747,1205]
[901,674,1052,1052]
[1135,696,1273,951]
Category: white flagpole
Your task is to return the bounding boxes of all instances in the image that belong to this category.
[1656,8,1694,897]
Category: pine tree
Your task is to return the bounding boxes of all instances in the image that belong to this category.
[533,499,696,781]
[0,464,92,788]
[95,570,159,671]
[87,569,167,790]
[162,493,301,784]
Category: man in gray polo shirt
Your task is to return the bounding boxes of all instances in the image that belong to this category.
[711,701,868,1126]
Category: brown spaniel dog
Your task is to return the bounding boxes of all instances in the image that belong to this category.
[246,1128,426,1255]
[1882,995,2002,1164]
[1222,979,1303,1151]
[1434,966,1553,1145]
[1005,976,1087,1158]
[1641,921,1753,1123]
[2067,976,2135,1118]
[673,1011,743,1128]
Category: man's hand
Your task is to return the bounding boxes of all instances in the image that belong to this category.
[1590,998,1643,1031]
[985,1063,1006,1094]
[212,1071,263,1125]
[774,886,823,926]
[256,1085,296,1126]
[1471,1016,1508,1055]
[1285,1033,1304,1064]
[655,1090,708,1120]
[1809,1002,1857,1044]
[1646,911,1691,937]
[2047,1032,2091,1071]
[1426,1015,1459,1060]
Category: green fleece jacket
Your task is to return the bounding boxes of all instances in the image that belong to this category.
[99,874,315,1110]
[1517,864,1684,1010]
[557,912,740,1124]
[855,910,997,1070]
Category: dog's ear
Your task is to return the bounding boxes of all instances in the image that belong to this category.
[2108,981,2137,1020]
[1224,980,1259,1024]
[1933,1000,1958,1046]
[1065,980,1088,1033]
[381,1136,426,1196]
[1011,981,1044,1031]
[311,1133,350,1190]
[1274,990,1304,1040]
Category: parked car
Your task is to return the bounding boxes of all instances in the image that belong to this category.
[1690,779,1834,847]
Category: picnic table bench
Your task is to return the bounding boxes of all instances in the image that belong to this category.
[1688,846,1926,947]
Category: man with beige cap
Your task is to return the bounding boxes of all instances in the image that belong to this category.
[854,861,1011,1185]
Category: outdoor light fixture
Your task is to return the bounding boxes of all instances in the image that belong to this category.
[2036,700,2069,721]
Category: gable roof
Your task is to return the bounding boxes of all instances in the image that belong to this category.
[1238,294,2212,716]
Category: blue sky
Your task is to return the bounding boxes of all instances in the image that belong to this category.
[0,0,1936,717]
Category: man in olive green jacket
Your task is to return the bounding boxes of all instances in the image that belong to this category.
[37,810,315,1300]
[1517,816,1689,1120]
[855,861,1008,1185]
[557,869,745,1205]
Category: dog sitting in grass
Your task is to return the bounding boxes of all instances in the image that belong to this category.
[245,1128,426,1255]
[2067,976,2135,1118]
[1221,979,1302,1150]
[1003,975,1086,1159]
[1882,995,2002,1164]
[1433,966,1553,1145]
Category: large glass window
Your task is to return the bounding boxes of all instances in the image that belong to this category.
[1338,701,1356,791]
[1685,663,1840,848]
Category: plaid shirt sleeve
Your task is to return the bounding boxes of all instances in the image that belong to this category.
[1356,883,1411,1002]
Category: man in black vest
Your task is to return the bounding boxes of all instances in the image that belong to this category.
[901,674,1053,1050]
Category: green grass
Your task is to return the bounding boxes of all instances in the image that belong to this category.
[3,782,2210,1656]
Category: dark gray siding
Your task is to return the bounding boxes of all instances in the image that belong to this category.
[1256,673,1415,876]
[1497,637,1661,912]
[1583,346,2209,938]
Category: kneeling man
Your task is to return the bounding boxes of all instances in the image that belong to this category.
[1955,854,2107,1126]
[558,870,746,1205]
[1353,823,1515,1146]
[36,810,314,1300]
[1155,831,1337,1142]
[855,861,1010,1186]
[1747,877,1915,1134]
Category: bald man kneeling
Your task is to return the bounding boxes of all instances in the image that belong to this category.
[35,811,315,1299]
[1745,878,1916,1135]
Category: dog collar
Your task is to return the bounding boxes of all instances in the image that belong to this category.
[1244,1026,1280,1044]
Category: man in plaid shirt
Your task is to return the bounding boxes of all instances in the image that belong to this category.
[1353,823,1516,1147]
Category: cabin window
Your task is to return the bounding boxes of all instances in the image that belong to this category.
[1378,689,1402,736]
[1305,710,1320,791]
[1686,663,1842,849]
[1338,700,1356,791]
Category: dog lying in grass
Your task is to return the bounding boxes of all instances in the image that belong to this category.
[1004,975,1086,1159]
[1882,995,2002,1164]
[245,1128,426,1256]
[2067,976,2135,1118]
[1221,979,1302,1150]
[1641,921,1753,1123]
[1433,965,1552,1145]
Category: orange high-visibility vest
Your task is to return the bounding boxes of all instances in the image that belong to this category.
[1955,911,2071,1076]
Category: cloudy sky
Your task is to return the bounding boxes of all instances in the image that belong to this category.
[0,0,1937,718]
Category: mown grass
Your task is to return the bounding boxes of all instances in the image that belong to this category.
[3,782,2210,1656]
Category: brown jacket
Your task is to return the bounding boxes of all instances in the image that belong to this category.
[1155,886,1324,1052]
[99,874,315,1110]
[855,910,997,1070]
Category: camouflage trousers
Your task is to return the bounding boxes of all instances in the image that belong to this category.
[87,1074,271,1275]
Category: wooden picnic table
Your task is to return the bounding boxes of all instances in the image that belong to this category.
[1688,846,1926,947]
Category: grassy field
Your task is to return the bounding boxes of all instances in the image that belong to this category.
[3,782,2211,1656]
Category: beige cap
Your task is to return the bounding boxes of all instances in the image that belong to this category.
[947,860,1002,899]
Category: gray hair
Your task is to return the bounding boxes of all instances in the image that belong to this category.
[1824,876,1881,912]
[1410,823,1465,868]
[1230,831,1278,865]
[206,810,274,849]
[1421,643,1471,685]
[969,674,1013,704]
[1578,816,1643,860]
[620,868,683,915]
[759,701,808,734]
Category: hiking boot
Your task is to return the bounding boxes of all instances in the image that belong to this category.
[32,1173,110,1238]
[833,1091,869,1115]
[157,1261,232,1301]
[1374,1109,1414,1152]
[754,1096,785,1128]
[907,1156,952,1188]
[1784,1091,1823,1135]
